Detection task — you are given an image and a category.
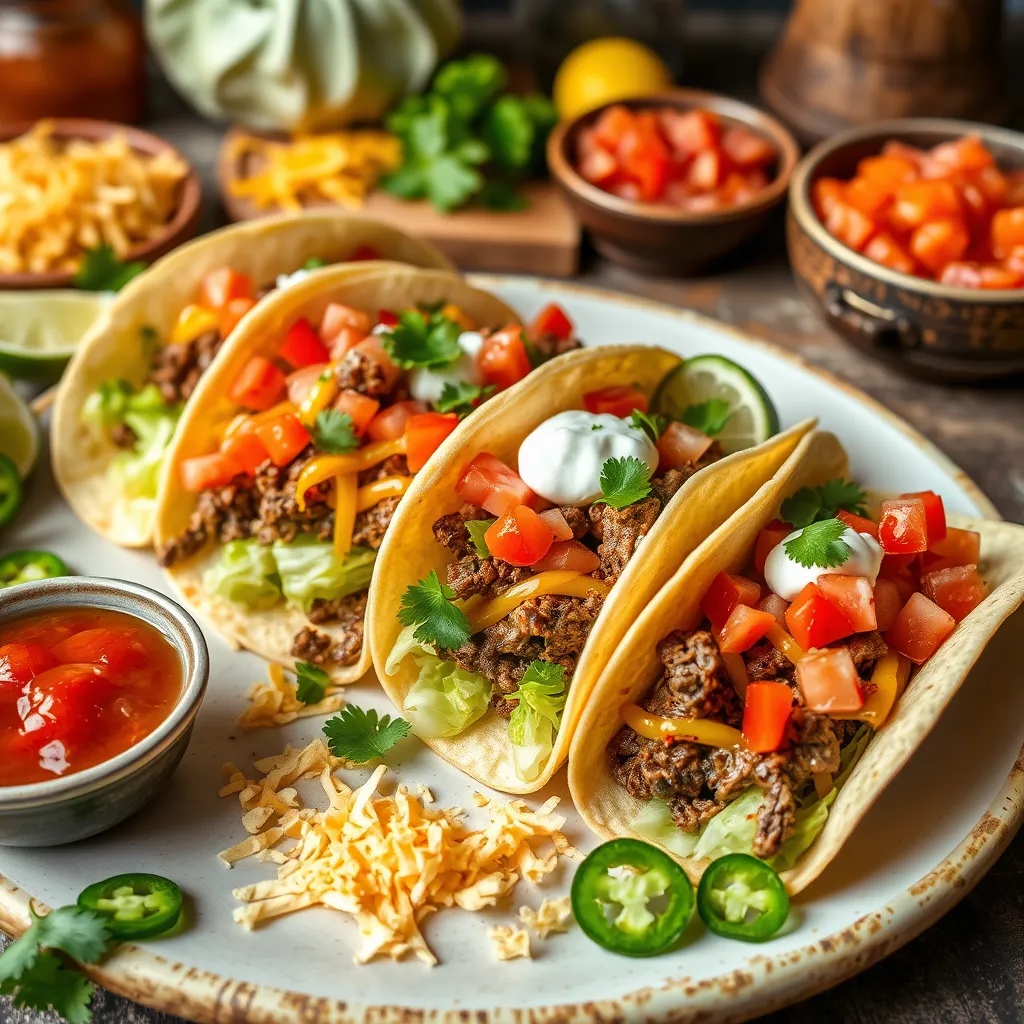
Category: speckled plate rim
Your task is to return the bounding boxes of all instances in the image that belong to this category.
[0,277,1018,1024]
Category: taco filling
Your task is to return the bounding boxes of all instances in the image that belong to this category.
[156,300,582,668]
[611,482,988,867]
[390,382,733,783]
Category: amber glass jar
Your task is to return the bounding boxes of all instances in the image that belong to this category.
[0,0,146,124]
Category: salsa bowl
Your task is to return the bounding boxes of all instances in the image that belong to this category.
[0,577,208,846]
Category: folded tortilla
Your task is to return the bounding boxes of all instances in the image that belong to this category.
[153,263,521,685]
[52,212,452,548]
[368,343,817,793]
[567,429,1024,892]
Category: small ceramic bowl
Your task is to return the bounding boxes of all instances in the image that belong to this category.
[547,89,800,275]
[788,118,1024,381]
[0,118,202,290]
[0,577,208,847]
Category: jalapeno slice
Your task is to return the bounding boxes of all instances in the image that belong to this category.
[571,838,694,957]
[697,853,789,942]
[77,873,183,940]
[0,550,70,587]
[0,455,22,527]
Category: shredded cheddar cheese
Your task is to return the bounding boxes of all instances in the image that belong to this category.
[332,473,358,558]
[488,925,531,961]
[356,475,412,512]
[237,664,344,731]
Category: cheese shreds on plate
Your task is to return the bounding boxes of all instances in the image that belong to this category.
[519,897,572,939]
[238,663,344,731]
[218,738,572,965]
[488,925,532,961]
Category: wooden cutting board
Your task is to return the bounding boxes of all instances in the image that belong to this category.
[217,127,580,277]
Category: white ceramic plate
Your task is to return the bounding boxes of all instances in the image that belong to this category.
[1,277,1021,1024]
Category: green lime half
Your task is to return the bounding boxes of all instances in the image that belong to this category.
[0,374,40,478]
[651,354,780,455]
[0,290,112,383]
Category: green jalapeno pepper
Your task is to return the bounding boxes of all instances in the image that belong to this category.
[571,838,694,957]
[77,873,183,940]
[696,853,789,942]
[0,550,70,587]
[0,455,22,528]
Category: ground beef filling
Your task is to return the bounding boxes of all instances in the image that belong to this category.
[609,625,887,858]
[147,329,225,406]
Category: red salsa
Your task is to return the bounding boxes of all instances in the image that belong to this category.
[0,607,181,788]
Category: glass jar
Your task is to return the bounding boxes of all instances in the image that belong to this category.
[0,0,146,124]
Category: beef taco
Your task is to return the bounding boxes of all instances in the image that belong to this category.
[52,212,451,548]
[368,344,817,794]
[569,429,1024,893]
[153,263,584,683]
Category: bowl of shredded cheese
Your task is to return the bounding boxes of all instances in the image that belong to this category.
[0,118,201,289]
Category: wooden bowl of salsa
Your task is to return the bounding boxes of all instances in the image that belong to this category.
[0,577,208,846]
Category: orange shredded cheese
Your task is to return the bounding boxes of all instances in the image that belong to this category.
[237,664,344,731]
[488,925,532,961]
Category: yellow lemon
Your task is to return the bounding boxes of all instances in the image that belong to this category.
[554,38,672,121]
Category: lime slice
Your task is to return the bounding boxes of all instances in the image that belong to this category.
[0,290,112,383]
[0,374,40,478]
[651,355,780,455]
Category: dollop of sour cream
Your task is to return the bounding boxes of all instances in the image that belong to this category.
[517,410,658,506]
[764,526,883,601]
[407,331,485,404]
[275,267,312,291]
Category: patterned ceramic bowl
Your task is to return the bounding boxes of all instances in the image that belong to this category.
[0,577,208,847]
[788,118,1024,381]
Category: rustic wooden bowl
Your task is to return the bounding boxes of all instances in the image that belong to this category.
[787,118,1024,382]
[0,118,201,290]
[547,89,799,275]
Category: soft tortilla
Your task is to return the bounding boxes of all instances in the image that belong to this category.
[154,264,521,686]
[368,343,817,794]
[567,429,1024,893]
[52,211,451,547]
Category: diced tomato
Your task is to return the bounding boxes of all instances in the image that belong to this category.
[920,526,981,573]
[931,135,994,175]
[990,206,1024,259]
[180,451,241,492]
[592,105,636,151]
[577,140,619,186]
[50,628,146,674]
[878,497,930,555]
[328,327,368,361]
[796,648,864,713]
[528,303,574,342]
[320,302,372,342]
[845,177,892,218]
[478,327,532,391]
[285,364,329,406]
[221,431,270,476]
[756,593,789,628]
[348,337,401,392]
[254,413,312,467]
[718,603,776,654]
[331,390,380,437]
[200,267,254,310]
[742,682,793,753]
[977,264,1024,289]
[485,505,555,567]
[619,114,672,201]
[856,155,918,190]
[376,309,399,328]
[785,582,854,650]
[889,180,962,231]
[366,400,428,442]
[879,559,918,603]
[885,591,956,664]
[218,296,257,337]
[872,577,904,632]
[657,108,721,159]
[881,140,931,169]
[687,148,727,193]
[350,245,380,261]
[825,199,876,252]
[939,261,984,288]
[584,385,648,418]
[229,355,287,411]
[701,572,761,631]
[816,574,877,632]
[754,519,792,574]
[909,218,969,274]
[813,178,846,220]
[278,318,330,369]
[537,508,574,541]
[835,509,878,539]
[863,232,916,275]
[0,644,56,686]
[900,490,946,544]
[530,539,601,574]
[610,180,642,202]
[921,563,987,623]
[976,165,1009,205]
[720,126,775,169]
[456,453,535,517]
[404,412,459,472]
[657,421,713,471]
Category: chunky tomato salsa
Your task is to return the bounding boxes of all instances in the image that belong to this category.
[0,607,181,787]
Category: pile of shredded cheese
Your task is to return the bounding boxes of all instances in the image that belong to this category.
[237,664,344,731]
[218,739,575,965]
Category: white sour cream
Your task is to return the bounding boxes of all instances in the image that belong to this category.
[764,526,883,601]
[408,331,485,404]
[275,268,312,291]
[517,410,658,506]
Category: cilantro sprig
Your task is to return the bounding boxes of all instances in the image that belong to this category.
[313,409,359,454]
[381,308,463,369]
[323,705,411,763]
[294,661,329,705]
[593,456,653,510]
[681,398,732,437]
[783,518,852,569]
[435,380,494,417]
[398,570,472,648]
[629,409,667,443]
[781,479,869,530]
[73,244,146,292]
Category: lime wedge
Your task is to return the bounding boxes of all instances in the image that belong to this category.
[652,355,780,455]
[0,374,40,478]
[0,290,112,383]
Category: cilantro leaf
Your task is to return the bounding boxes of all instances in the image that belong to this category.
[781,479,869,529]
[433,54,507,123]
[435,380,494,416]
[779,488,823,530]
[313,409,359,454]
[783,518,852,569]
[465,518,495,558]
[593,456,653,510]
[681,398,733,437]
[630,409,667,443]
[398,570,472,648]
[294,661,329,705]
[0,906,111,985]
[3,952,95,1024]
[73,244,146,292]
[817,478,869,518]
[323,705,411,763]
[381,308,463,369]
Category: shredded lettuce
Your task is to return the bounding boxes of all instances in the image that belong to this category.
[506,661,568,783]
[404,651,492,738]
[630,797,699,859]
[203,539,281,609]
[271,537,376,613]
[386,623,436,676]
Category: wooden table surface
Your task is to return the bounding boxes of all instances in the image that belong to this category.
[3,33,1024,1024]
